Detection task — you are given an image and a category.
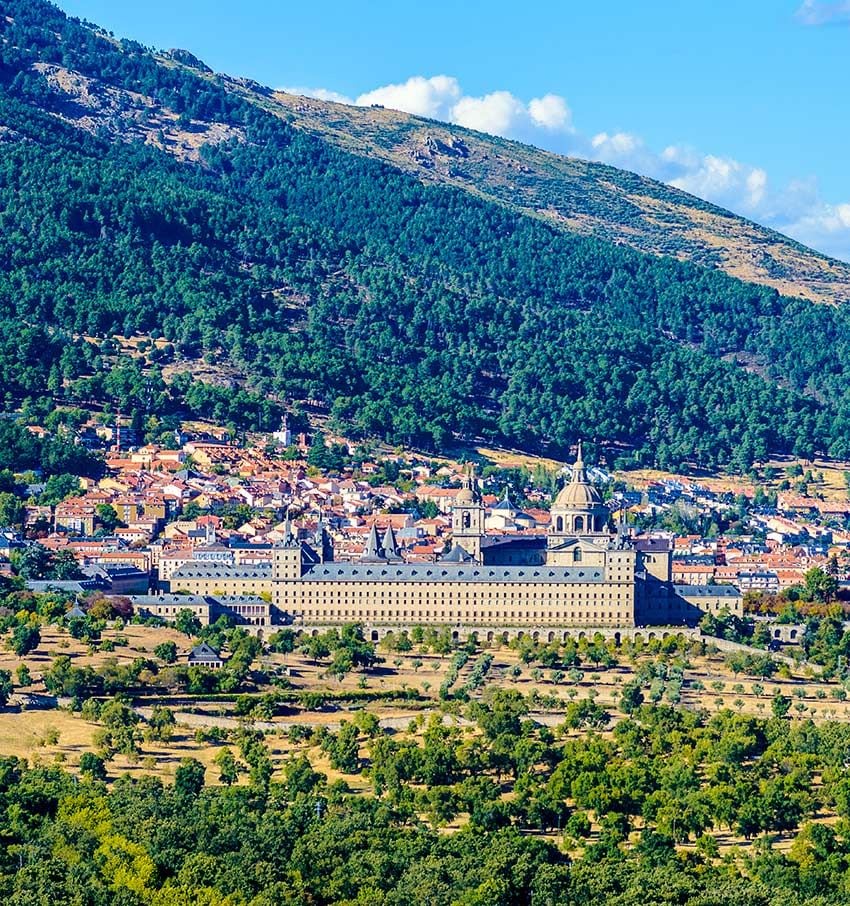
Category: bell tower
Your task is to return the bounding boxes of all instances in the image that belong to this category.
[451,463,485,562]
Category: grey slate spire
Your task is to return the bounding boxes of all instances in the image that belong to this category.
[492,486,515,512]
[381,523,401,561]
[361,523,384,561]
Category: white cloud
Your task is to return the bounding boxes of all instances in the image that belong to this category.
[795,1,850,25]
[661,144,699,168]
[355,75,461,118]
[665,153,768,214]
[746,169,768,208]
[591,131,639,155]
[588,139,850,260]
[529,94,572,130]
[450,91,527,135]
[450,90,576,143]
[279,75,850,262]
[788,203,850,260]
[794,202,850,233]
[589,132,674,182]
[280,85,354,104]
[281,77,574,146]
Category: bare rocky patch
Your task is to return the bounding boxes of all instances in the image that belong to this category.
[32,62,244,162]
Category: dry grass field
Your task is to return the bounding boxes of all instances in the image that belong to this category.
[621,455,850,501]
[4,619,850,791]
[474,445,565,473]
[0,623,192,685]
[6,621,850,866]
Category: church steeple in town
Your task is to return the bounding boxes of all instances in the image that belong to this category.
[451,462,484,562]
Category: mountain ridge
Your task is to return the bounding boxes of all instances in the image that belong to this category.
[20,25,850,305]
[199,70,850,305]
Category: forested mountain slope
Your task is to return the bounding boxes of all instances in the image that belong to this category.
[3,1,850,470]
[249,89,850,306]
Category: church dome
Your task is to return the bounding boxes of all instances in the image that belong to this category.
[456,486,475,504]
[554,479,602,509]
[552,443,602,510]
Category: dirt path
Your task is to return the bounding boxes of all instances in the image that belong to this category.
[133,706,455,734]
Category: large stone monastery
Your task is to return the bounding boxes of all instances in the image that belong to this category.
[161,447,740,636]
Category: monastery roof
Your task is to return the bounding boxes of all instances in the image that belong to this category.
[170,563,273,580]
[188,642,223,662]
[300,563,606,584]
[132,594,268,606]
[481,534,547,550]
[674,584,741,597]
[633,537,674,552]
[26,578,105,593]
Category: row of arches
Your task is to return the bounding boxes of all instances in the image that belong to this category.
[300,625,699,645]
[552,514,601,533]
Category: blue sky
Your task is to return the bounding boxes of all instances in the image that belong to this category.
[58,0,850,260]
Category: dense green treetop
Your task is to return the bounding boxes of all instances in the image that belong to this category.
[1,704,850,903]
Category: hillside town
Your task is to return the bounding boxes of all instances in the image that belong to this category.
[5,416,849,639]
